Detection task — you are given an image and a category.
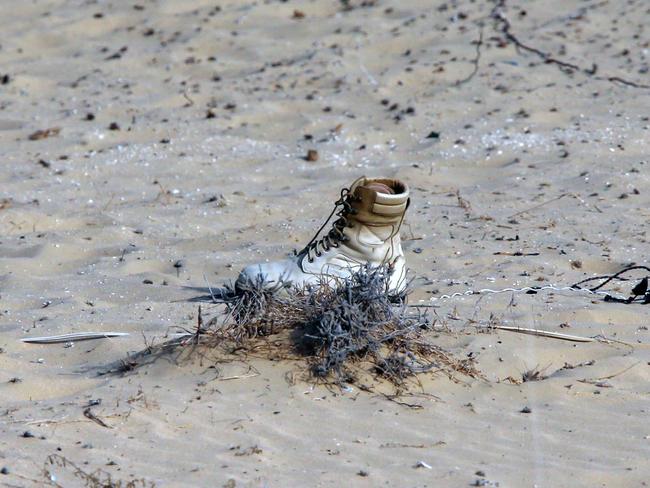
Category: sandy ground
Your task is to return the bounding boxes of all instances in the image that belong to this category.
[1,0,650,486]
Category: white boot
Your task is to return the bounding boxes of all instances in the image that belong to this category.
[236,177,410,296]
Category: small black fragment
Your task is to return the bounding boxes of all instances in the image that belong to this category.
[426,131,440,139]
[631,278,648,297]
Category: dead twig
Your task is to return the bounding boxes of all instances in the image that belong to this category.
[508,193,568,219]
[21,332,130,344]
[491,0,650,89]
[82,408,112,429]
[486,325,595,342]
[455,27,484,86]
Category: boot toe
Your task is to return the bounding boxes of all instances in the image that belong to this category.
[235,260,298,290]
[236,264,266,289]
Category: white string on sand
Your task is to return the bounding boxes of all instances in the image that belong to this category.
[428,284,626,302]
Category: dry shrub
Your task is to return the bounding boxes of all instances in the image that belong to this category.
[195,265,481,389]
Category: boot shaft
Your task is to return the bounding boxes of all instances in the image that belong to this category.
[342,177,409,250]
[349,177,410,231]
[237,176,410,295]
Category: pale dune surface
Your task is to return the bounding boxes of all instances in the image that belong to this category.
[1,0,649,486]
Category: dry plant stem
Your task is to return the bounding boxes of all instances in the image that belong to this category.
[491,0,650,89]
[507,193,568,219]
[83,408,112,429]
[455,27,484,86]
[42,454,155,488]
[588,361,641,381]
[486,325,595,342]
[21,332,130,344]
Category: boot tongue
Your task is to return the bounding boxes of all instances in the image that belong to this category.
[364,182,395,194]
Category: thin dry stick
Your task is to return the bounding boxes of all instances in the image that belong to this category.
[508,193,568,219]
[82,408,112,429]
[21,332,130,344]
[455,27,484,85]
[591,361,641,381]
[491,0,650,89]
[487,325,595,342]
[218,372,260,381]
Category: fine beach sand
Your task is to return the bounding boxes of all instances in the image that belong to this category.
[1,0,650,486]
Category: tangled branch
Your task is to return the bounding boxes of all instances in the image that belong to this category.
[490,0,650,89]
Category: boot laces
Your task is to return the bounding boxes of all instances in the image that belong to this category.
[298,188,358,263]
